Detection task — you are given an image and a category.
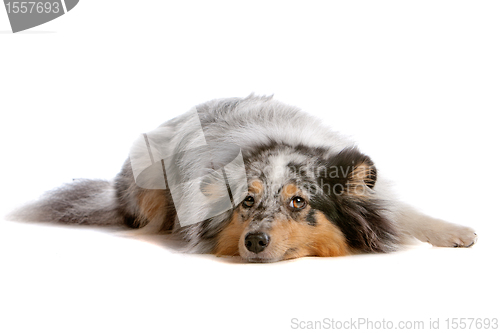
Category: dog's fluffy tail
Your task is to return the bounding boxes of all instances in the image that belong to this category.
[7,179,124,226]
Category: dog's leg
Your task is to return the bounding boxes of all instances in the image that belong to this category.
[395,203,477,248]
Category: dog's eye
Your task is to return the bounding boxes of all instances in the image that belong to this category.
[242,196,255,208]
[289,196,306,210]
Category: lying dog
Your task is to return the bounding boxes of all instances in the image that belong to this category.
[10,95,477,262]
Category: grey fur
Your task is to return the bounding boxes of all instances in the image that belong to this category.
[8,179,122,225]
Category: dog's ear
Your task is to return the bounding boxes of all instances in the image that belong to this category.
[323,148,377,196]
[348,155,377,189]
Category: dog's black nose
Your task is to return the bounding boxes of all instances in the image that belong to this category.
[245,232,270,254]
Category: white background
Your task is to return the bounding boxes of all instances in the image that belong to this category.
[1,1,499,332]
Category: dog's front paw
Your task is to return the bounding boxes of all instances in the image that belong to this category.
[427,224,477,248]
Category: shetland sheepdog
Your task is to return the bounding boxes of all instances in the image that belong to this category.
[9,95,477,262]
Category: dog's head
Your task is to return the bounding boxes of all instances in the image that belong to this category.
[214,144,397,262]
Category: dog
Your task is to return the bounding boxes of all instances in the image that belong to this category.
[9,95,477,262]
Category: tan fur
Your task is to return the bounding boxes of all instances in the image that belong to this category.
[215,213,249,256]
[271,211,350,260]
[282,183,300,200]
[136,189,169,232]
[347,161,375,197]
[215,207,350,260]
[249,179,264,194]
